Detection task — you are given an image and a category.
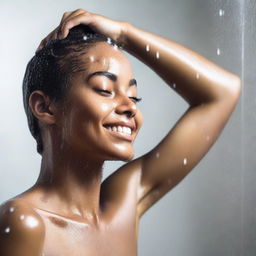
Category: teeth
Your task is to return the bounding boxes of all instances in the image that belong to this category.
[106,125,132,135]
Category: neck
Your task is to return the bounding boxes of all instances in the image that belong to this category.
[35,145,104,222]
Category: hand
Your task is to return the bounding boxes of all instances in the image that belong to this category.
[37,9,128,51]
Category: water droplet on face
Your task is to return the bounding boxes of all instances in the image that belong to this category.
[183,158,187,165]
[196,73,200,79]
[156,51,160,59]
[146,44,150,52]
[172,83,176,89]
[20,215,25,220]
[156,152,160,158]
[219,9,225,16]
[217,48,221,56]
[9,207,15,213]
[4,227,10,234]
[89,56,95,62]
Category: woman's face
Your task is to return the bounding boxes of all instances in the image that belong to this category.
[57,42,143,161]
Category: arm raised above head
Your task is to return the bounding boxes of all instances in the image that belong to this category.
[37,9,241,218]
[0,200,45,256]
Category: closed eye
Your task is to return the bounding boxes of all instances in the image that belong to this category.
[94,88,112,95]
[129,97,142,103]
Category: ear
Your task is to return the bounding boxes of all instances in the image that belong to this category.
[29,90,57,125]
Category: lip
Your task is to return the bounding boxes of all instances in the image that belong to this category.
[103,121,136,142]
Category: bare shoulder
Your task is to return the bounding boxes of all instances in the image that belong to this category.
[0,199,45,255]
[101,159,142,203]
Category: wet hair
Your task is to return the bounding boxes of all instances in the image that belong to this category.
[22,25,119,154]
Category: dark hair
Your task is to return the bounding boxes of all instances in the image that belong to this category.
[22,25,119,154]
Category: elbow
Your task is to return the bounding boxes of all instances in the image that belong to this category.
[229,75,242,103]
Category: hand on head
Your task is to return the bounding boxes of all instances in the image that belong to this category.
[37,9,128,52]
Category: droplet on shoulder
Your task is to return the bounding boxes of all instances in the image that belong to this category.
[9,207,15,213]
[25,216,39,228]
[4,227,10,234]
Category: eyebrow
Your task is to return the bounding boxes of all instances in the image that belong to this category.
[86,71,137,87]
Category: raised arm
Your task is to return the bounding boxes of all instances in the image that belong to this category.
[38,9,241,217]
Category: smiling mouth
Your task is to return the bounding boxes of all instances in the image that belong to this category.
[103,125,133,141]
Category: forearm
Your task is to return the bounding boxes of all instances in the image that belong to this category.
[122,23,241,106]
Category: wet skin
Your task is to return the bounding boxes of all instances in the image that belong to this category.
[0,9,241,256]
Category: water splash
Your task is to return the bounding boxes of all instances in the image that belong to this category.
[219,9,225,16]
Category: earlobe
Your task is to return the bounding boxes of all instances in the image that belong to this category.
[29,90,56,125]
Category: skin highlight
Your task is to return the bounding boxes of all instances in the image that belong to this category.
[0,9,241,256]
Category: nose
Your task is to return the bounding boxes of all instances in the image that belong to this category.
[115,95,137,118]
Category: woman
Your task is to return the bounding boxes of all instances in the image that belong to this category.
[0,9,241,256]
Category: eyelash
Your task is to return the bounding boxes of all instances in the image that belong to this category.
[95,89,142,103]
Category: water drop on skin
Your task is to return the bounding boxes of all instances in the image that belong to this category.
[20,215,25,220]
[4,227,10,234]
[206,135,210,141]
[183,158,187,166]
[25,216,39,228]
[9,207,15,213]
[156,152,160,158]
[217,48,221,56]
[156,51,160,59]
[107,37,112,44]
[196,73,200,79]
[172,83,176,89]
[219,9,225,16]
[89,56,95,62]
[146,44,150,52]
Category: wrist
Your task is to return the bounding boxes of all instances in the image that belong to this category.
[118,21,132,48]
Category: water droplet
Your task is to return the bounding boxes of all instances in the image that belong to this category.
[4,227,10,233]
[156,51,160,59]
[206,135,210,141]
[156,152,160,158]
[173,83,176,89]
[183,158,187,165]
[107,37,112,44]
[89,56,95,62]
[219,9,225,16]
[113,44,118,50]
[83,35,88,40]
[25,216,39,228]
[146,44,150,52]
[9,207,15,213]
[196,73,200,79]
[217,48,221,56]
[20,215,25,220]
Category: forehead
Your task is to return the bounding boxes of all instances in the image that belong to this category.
[82,42,134,78]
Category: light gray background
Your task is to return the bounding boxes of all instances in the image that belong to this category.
[0,0,253,255]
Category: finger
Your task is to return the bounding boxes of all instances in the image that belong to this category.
[59,13,95,39]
